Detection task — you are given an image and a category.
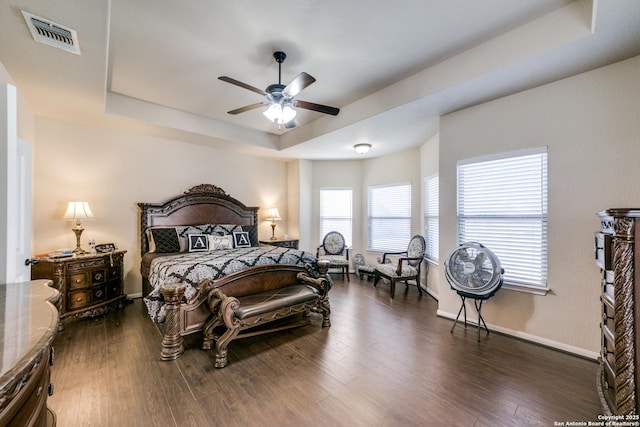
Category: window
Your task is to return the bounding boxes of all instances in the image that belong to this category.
[368,183,411,252]
[319,188,352,247]
[424,175,439,261]
[457,147,548,293]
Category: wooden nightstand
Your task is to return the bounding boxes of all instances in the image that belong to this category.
[31,250,127,328]
[259,238,299,249]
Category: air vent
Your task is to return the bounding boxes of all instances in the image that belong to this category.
[21,11,80,55]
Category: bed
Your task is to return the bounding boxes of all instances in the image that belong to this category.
[138,184,329,359]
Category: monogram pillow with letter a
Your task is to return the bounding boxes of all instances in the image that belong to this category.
[188,234,210,252]
[233,231,251,248]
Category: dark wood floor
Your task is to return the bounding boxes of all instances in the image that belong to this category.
[48,275,603,426]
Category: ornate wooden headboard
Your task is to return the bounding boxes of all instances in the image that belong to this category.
[138,184,259,256]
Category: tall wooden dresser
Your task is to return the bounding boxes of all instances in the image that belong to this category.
[595,209,640,415]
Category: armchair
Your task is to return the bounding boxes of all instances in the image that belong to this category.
[316,231,350,281]
[374,235,427,298]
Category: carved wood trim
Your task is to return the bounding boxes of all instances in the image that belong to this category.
[160,284,186,361]
[612,216,637,414]
[184,184,228,196]
[0,349,45,413]
[138,184,259,256]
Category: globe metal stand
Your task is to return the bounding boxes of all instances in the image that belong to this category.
[450,290,495,342]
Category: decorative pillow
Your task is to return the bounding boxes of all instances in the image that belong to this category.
[177,224,244,250]
[147,227,180,253]
[242,225,259,246]
[233,231,251,248]
[188,234,210,252]
[208,234,233,250]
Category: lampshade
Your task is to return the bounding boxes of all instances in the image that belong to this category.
[354,143,372,154]
[63,201,95,221]
[63,200,95,254]
[263,104,297,124]
[265,207,282,221]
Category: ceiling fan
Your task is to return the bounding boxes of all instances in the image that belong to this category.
[218,51,340,127]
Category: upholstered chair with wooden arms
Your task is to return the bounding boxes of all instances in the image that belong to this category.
[374,235,427,298]
[316,231,350,281]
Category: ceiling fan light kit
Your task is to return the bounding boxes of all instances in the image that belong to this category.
[263,103,296,124]
[219,51,340,126]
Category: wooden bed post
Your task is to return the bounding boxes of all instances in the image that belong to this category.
[160,283,186,361]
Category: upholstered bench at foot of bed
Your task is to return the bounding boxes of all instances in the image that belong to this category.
[200,263,331,368]
[208,285,322,368]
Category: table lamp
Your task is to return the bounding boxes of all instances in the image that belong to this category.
[265,207,282,240]
[63,200,95,254]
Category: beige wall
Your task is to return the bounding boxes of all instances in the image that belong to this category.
[311,160,363,267]
[32,117,291,296]
[438,54,640,357]
[287,159,314,253]
[361,149,422,264]
[420,132,440,297]
[310,149,423,271]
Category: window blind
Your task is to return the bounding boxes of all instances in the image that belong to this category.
[424,175,439,261]
[368,183,411,252]
[457,148,548,290]
[319,188,352,247]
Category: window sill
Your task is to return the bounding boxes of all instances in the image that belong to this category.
[425,258,439,267]
[502,282,549,296]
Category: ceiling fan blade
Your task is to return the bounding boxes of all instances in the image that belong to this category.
[296,100,340,116]
[218,76,266,96]
[283,72,316,98]
[227,103,265,115]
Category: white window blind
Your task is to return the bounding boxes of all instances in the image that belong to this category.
[368,183,411,252]
[319,188,352,247]
[424,175,439,261]
[457,147,548,291]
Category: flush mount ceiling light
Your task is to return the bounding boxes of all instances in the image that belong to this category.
[354,143,372,154]
[219,51,340,127]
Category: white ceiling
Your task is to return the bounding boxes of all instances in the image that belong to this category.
[1,0,640,160]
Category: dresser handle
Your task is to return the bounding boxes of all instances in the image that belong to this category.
[48,383,54,396]
[76,297,83,302]
[96,290,104,298]
[75,279,82,284]
[49,347,55,366]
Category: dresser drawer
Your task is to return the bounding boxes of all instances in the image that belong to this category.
[68,290,90,310]
[92,286,107,302]
[92,269,107,285]
[108,266,121,281]
[69,273,86,289]
[2,349,50,427]
[106,281,121,299]
[595,233,612,270]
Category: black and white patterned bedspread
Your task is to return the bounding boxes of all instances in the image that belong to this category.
[143,246,316,322]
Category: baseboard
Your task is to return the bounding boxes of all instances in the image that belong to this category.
[436,309,599,361]
[423,286,438,301]
[127,292,143,299]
